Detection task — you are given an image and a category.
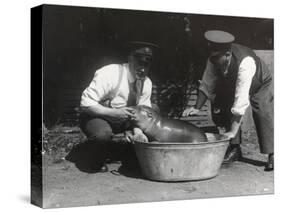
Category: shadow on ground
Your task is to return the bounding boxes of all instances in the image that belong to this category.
[239,156,266,167]
[220,156,267,171]
[65,141,102,173]
[65,140,144,179]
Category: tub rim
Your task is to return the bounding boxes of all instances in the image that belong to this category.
[134,133,229,146]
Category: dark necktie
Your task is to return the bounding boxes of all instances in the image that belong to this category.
[127,79,143,106]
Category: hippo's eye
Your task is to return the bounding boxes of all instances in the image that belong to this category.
[146,112,153,118]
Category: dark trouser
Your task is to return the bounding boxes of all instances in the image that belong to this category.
[250,82,274,154]
[79,113,136,168]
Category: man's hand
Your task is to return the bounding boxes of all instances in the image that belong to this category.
[125,128,148,143]
[182,107,200,117]
[221,131,235,140]
[221,115,242,140]
[82,104,136,123]
[109,107,136,122]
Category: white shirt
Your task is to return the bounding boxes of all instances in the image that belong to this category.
[80,63,152,108]
[199,56,256,116]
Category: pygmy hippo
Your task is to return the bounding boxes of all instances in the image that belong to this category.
[131,105,207,143]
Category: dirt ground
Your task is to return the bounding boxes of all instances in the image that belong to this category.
[41,124,274,209]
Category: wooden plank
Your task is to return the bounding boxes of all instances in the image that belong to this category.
[186,111,209,116]
[186,102,208,108]
[182,117,208,121]
[190,121,208,124]
[181,115,208,120]
[193,120,209,124]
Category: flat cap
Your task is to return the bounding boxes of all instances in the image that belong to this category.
[205,30,235,52]
[126,41,158,57]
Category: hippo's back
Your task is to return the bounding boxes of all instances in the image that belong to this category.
[154,118,207,143]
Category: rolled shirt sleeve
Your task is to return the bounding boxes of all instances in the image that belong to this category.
[138,77,152,107]
[80,65,114,107]
[199,59,218,101]
[231,56,256,115]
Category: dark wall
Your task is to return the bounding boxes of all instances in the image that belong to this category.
[41,4,273,126]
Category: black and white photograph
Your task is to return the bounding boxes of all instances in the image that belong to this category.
[30,3,274,209]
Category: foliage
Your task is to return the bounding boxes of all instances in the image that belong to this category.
[152,80,197,118]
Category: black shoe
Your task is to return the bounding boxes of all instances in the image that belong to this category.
[265,153,274,171]
[223,144,242,164]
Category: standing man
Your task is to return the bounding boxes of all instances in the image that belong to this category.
[182,30,274,171]
[80,41,157,172]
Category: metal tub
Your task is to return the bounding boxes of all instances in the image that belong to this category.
[134,133,229,181]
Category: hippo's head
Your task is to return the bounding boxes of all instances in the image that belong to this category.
[130,105,160,131]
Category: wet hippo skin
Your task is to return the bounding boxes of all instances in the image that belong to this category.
[131,105,207,143]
